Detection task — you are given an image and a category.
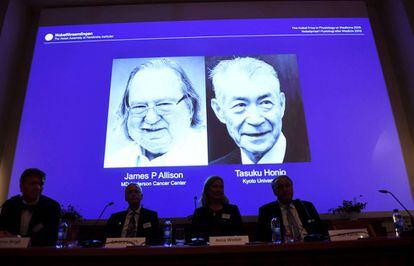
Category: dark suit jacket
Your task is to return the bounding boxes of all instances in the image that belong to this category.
[210,141,304,164]
[105,207,159,245]
[191,204,243,239]
[257,199,327,242]
[0,195,61,247]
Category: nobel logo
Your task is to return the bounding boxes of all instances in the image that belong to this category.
[44,34,53,41]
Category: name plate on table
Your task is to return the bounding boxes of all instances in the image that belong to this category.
[209,235,249,246]
[328,229,369,241]
[0,237,30,248]
[105,237,146,248]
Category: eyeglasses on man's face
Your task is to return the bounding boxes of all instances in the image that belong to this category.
[127,95,187,118]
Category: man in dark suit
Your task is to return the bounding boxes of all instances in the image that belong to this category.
[257,175,327,242]
[105,183,159,245]
[0,168,61,246]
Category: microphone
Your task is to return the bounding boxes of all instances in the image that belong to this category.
[378,189,414,230]
[297,199,327,242]
[96,202,114,222]
[297,199,315,224]
[80,202,114,248]
[186,196,198,222]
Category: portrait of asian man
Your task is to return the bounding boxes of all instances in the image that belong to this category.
[207,55,310,164]
[104,57,207,167]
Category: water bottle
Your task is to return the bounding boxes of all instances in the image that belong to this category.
[392,209,405,237]
[163,219,173,246]
[56,220,68,248]
[270,217,282,244]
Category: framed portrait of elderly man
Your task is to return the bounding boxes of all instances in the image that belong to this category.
[206,55,311,165]
[104,56,208,168]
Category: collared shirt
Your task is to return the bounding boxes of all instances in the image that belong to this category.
[105,127,207,167]
[279,202,307,239]
[241,132,286,164]
[20,198,39,236]
[121,207,141,237]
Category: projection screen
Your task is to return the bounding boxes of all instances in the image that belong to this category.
[7,1,414,218]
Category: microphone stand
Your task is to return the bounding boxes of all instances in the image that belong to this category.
[379,190,414,235]
[80,202,114,247]
[95,202,114,226]
[297,199,327,242]
[187,196,198,222]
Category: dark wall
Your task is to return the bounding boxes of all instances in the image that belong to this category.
[403,0,414,33]
[378,0,414,141]
[0,0,31,202]
[366,0,414,194]
[0,0,9,34]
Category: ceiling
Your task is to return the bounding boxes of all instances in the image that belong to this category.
[24,0,381,9]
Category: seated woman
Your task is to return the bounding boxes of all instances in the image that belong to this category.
[191,176,243,240]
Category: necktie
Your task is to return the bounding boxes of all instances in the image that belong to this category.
[126,211,137,237]
[22,204,36,212]
[286,206,302,241]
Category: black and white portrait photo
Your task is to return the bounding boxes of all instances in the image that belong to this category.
[206,55,311,165]
[104,56,208,168]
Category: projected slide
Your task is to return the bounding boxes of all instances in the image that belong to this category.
[8,17,413,218]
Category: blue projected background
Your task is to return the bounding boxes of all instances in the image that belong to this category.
[8,17,413,218]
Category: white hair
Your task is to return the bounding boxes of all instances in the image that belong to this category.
[209,57,280,100]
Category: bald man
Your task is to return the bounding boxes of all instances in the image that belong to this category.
[257,175,327,242]
[105,183,159,245]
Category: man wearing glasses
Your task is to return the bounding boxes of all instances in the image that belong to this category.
[209,57,288,164]
[109,58,207,167]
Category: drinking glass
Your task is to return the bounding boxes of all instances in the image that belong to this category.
[175,227,185,246]
[284,225,300,243]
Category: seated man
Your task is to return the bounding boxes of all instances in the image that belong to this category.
[257,175,327,242]
[0,168,61,246]
[105,183,159,245]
